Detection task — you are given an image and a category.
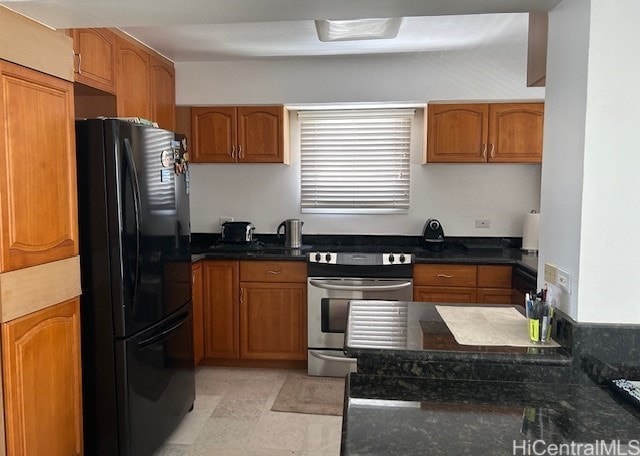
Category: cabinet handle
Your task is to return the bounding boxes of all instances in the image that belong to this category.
[230,145,236,159]
[240,287,244,303]
[266,270,281,275]
[77,53,82,74]
[481,144,487,158]
[490,143,495,158]
[238,145,243,159]
[436,274,454,278]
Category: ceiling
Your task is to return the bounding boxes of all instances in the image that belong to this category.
[0,0,561,62]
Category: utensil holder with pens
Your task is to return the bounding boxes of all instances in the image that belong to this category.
[527,300,553,344]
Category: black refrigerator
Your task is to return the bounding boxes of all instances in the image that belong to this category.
[75,119,195,456]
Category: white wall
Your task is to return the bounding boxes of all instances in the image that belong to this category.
[577,0,640,323]
[538,0,590,319]
[540,0,640,324]
[177,42,545,235]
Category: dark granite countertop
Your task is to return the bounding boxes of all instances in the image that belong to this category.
[345,301,570,366]
[190,233,539,270]
[342,373,640,456]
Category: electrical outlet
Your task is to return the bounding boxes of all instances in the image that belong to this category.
[544,263,558,284]
[475,219,490,228]
[556,267,572,294]
[219,217,233,227]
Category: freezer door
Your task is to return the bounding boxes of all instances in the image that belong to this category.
[114,305,195,456]
[108,121,192,337]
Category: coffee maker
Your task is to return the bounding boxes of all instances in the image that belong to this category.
[422,218,445,252]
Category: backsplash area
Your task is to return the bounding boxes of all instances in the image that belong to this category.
[189,111,541,237]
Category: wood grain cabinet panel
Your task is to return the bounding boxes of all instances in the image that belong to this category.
[203,261,239,359]
[477,265,513,288]
[192,262,204,365]
[426,102,544,164]
[0,61,78,271]
[237,106,285,163]
[116,37,151,119]
[150,55,176,131]
[413,264,477,287]
[72,28,117,93]
[413,286,477,304]
[427,104,489,163]
[192,105,287,163]
[192,107,237,163]
[240,261,307,283]
[488,103,544,163]
[239,282,307,360]
[2,298,83,456]
[476,288,514,305]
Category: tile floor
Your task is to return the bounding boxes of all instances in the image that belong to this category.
[153,367,343,456]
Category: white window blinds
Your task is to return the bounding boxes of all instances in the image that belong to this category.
[298,109,414,214]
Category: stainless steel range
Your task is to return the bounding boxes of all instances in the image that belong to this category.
[307,248,413,377]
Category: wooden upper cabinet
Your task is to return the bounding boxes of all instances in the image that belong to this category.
[192,105,288,163]
[116,37,151,119]
[192,107,237,163]
[150,55,176,131]
[427,104,489,163]
[2,298,83,456]
[426,102,544,164]
[488,103,544,163]
[237,106,285,163]
[0,61,78,271]
[72,28,117,94]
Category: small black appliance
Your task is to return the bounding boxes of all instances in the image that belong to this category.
[221,221,255,244]
[423,218,445,251]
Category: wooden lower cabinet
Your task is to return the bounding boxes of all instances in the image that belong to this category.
[203,261,239,359]
[240,282,306,360]
[192,262,204,365]
[202,260,307,365]
[476,288,514,305]
[2,298,83,456]
[413,264,515,305]
[414,286,477,304]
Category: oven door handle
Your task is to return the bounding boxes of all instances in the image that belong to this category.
[308,280,413,292]
[309,350,356,364]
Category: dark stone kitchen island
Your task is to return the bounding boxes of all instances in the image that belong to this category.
[341,301,640,455]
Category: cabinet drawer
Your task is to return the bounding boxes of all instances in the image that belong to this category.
[477,265,512,288]
[413,286,477,304]
[240,261,307,283]
[413,264,477,287]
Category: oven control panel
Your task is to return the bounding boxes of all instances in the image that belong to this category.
[308,252,412,265]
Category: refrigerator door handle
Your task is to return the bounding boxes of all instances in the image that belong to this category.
[137,311,189,349]
[123,138,143,308]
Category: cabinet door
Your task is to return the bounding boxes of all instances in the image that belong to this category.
[477,265,512,288]
[203,261,239,358]
[488,103,544,163]
[237,106,285,163]
[240,282,307,360]
[0,61,78,271]
[192,107,237,163]
[192,262,204,365]
[72,28,117,94]
[477,288,514,305]
[116,37,151,119]
[427,104,489,163]
[150,55,176,131]
[2,298,82,456]
[413,286,477,304]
